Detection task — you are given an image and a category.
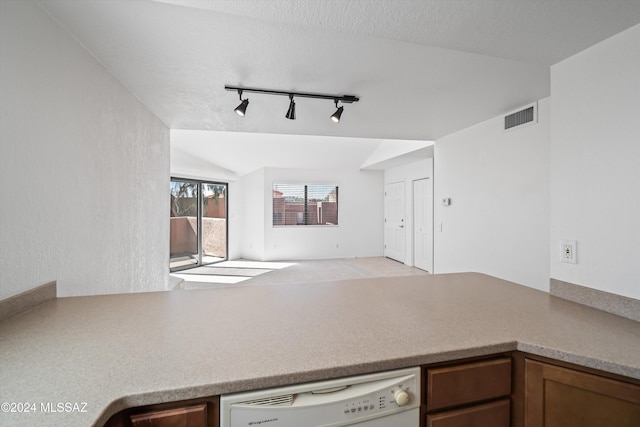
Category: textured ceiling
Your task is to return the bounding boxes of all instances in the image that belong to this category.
[36,0,640,172]
[155,0,640,65]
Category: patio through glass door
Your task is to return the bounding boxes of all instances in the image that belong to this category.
[170,178,227,271]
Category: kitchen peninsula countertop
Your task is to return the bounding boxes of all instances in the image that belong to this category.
[1,273,639,426]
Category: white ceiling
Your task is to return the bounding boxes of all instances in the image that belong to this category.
[37,0,640,174]
[171,130,434,179]
[154,0,640,65]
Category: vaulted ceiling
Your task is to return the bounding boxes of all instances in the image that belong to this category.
[37,0,640,173]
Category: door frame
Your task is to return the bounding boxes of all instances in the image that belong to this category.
[412,177,433,272]
[384,180,406,263]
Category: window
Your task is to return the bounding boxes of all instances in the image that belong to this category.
[170,178,228,271]
[273,184,338,226]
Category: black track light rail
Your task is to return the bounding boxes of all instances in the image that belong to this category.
[225,85,359,103]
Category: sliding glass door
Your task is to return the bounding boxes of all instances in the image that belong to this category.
[201,183,227,265]
[170,180,199,269]
[170,178,227,271]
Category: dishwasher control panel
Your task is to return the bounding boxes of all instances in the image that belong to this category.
[339,380,414,416]
[220,367,421,427]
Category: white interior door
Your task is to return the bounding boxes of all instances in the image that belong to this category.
[413,178,433,272]
[384,181,406,263]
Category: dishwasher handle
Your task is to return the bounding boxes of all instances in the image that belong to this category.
[311,385,349,394]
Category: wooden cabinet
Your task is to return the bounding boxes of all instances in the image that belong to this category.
[130,403,207,427]
[426,399,510,427]
[104,397,218,427]
[524,359,640,427]
[424,357,512,427]
[426,358,512,411]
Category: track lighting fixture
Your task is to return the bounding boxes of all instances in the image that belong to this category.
[285,94,296,120]
[330,100,344,123]
[234,89,249,117]
[225,85,358,122]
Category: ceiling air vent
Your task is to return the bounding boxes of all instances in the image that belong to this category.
[504,103,537,130]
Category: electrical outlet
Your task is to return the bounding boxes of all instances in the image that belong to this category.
[561,240,577,264]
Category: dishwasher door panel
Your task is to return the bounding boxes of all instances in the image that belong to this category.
[221,367,421,427]
[351,407,419,426]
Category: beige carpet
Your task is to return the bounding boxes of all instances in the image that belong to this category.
[172,257,428,290]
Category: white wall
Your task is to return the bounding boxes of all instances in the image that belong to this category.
[169,141,243,260]
[170,144,238,183]
[384,159,434,269]
[0,1,169,298]
[434,98,551,291]
[250,168,384,261]
[239,168,266,260]
[550,24,640,299]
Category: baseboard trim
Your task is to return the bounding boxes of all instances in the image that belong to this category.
[0,281,57,322]
[550,279,640,322]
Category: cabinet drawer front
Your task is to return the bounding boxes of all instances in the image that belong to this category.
[129,403,207,427]
[427,358,511,411]
[426,399,510,427]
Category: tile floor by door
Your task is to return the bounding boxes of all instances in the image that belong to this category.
[171,257,429,290]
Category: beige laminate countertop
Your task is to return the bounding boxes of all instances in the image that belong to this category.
[1,273,639,426]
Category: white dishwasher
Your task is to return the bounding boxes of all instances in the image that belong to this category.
[220,366,420,427]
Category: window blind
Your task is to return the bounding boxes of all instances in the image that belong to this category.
[272,184,338,226]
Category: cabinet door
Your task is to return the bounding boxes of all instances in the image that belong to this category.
[130,403,207,427]
[525,360,640,427]
[426,399,510,427]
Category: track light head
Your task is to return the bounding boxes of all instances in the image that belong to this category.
[234,99,249,117]
[330,100,344,123]
[234,89,249,117]
[285,94,296,120]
